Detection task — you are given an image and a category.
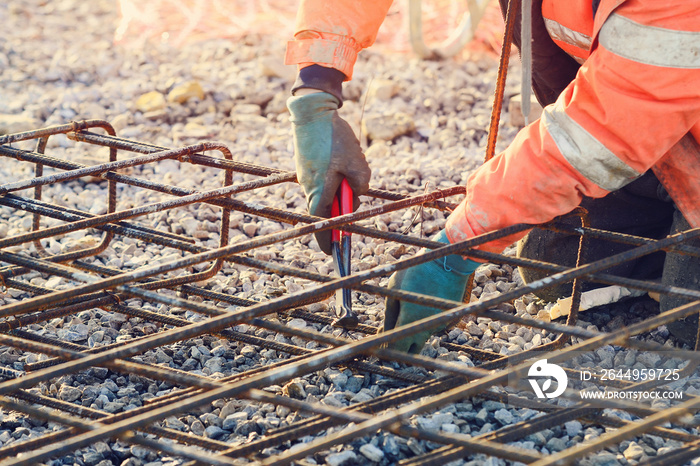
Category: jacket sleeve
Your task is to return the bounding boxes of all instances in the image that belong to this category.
[285,0,393,82]
[446,0,700,253]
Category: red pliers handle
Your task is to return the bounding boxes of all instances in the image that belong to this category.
[330,179,358,328]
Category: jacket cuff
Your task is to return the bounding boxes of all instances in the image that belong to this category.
[445,199,525,258]
[285,34,359,80]
[291,65,345,106]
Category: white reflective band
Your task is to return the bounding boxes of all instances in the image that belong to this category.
[542,98,641,191]
[543,18,592,53]
[599,14,700,69]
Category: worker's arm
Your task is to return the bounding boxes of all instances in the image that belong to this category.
[385,0,700,354]
[446,0,700,254]
[286,1,391,253]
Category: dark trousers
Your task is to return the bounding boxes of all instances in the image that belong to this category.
[516,172,700,343]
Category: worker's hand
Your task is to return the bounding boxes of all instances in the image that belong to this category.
[287,91,371,254]
[384,231,480,353]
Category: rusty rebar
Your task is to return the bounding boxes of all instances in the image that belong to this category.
[1,123,699,466]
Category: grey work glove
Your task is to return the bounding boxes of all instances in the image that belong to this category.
[287,91,371,254]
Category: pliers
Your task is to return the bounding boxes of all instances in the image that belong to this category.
[330,179,359,328]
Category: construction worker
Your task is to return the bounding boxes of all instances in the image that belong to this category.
[285,0,700,353]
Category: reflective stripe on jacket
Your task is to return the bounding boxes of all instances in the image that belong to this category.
[541,1,594,64]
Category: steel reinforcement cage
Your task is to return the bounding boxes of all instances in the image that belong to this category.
[0,120,699,465]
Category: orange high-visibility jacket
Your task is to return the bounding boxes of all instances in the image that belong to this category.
[286,0,700,254]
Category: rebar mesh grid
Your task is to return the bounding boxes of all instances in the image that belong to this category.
[0,121,699,466]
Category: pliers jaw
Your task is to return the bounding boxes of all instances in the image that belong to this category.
[330,179,358,329]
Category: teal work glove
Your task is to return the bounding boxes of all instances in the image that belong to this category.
[384,230,480,353]
[287,91,371,254]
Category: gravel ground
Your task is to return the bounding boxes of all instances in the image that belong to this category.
[1,1,698,466]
